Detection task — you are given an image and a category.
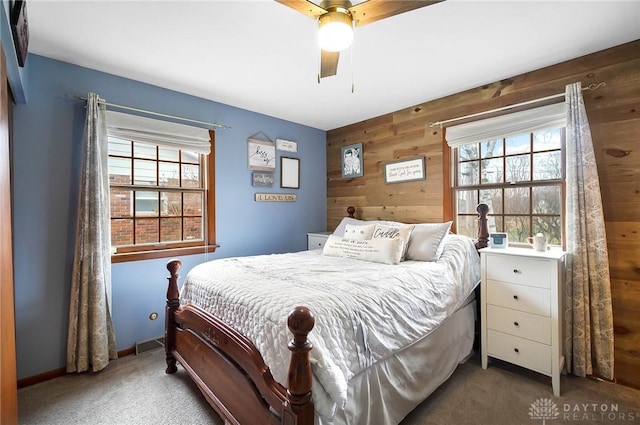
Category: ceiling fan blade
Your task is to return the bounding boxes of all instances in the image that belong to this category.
[348,0,443,27]
[275,0,328,19]
[320,50,340,78]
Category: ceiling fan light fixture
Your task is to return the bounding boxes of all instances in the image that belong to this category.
[318,7,354,52]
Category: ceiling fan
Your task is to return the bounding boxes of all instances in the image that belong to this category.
[275,0,443,80]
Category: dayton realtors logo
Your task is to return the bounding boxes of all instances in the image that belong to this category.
[530,398,638,423]
[529,398,560,424]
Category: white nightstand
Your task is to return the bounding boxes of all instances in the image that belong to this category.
[307,232,331,250]
[480,247,567,396]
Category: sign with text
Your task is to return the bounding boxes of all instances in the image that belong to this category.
[384,157,426,184]
[254,193,297,202]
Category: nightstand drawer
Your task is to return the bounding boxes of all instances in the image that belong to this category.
[486,255,551,288]
[486,304,551,344]
[487,330,551,374]
[487,280,550,316]
[307,233,330,250]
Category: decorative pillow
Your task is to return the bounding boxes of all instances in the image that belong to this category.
[371,223,415,259]
[343,223,375,240]
[332,217,401,238]
[405,221,453,262]
[322,235,404,265]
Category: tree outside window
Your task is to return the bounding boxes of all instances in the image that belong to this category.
[454,128,565,246]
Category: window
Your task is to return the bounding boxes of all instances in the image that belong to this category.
[106,111,216,262]
[447,103,566,247]
[454,129,565,246]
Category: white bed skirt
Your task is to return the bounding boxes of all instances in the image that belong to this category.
[317,300,476,425]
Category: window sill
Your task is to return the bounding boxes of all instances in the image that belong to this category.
[111,244,220,263]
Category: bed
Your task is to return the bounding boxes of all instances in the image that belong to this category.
[163,204,490,425]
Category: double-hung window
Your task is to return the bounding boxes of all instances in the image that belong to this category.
[447,103,566,247]
[106,111,216,262]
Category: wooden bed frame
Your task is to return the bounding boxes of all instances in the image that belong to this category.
[163,204,489,425]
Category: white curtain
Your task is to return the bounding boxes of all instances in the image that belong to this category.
[67,92,117,373]
[563,82,614,380]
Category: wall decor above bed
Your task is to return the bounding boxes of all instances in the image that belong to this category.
[384,156,426,184]
[341,142,363,179]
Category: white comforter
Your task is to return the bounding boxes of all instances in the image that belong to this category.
[180,234,480,421]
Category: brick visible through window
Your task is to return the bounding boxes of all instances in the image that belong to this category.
[107,133,216,260]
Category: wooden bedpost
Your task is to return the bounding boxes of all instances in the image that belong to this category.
[284,306,315,425]
[476,203,489,250]
[165,259,182,374]
[347,206,355,218]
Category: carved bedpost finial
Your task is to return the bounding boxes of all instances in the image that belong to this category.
[347,206,356,218]
[286,306,315,423]
[476,203,490,250]
[166,259,182,302]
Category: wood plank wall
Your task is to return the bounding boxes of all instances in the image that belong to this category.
[326,40,640,389]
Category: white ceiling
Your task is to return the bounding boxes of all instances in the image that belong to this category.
[26,0,640,131]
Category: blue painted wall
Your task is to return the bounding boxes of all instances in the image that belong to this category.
[11,54,327,379]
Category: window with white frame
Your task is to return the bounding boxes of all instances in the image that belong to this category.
[447,103,566,247]
[106,111,215,260]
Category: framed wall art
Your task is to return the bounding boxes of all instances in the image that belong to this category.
[280,157,300,189]
[252,172,274,187]
[11,0,29,67]
[341,142,363,179]
[276,138,297,153]
[384,157,426,184]
[248,138,276,171]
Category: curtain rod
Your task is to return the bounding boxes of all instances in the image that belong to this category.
[69,94,231,130]
[429,82,606,128]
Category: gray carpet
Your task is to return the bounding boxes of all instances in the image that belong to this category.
[18,348,640,425]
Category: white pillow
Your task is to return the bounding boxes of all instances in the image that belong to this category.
[332,216,402,238]
[322,235,404,265]
[343,223,375,240]
[405,221,453,262]
[371,223,415,259]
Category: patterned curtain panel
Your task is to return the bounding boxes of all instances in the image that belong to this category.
[67,92,117,373]
[563,82,614,380]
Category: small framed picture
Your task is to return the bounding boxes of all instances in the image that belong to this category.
[341,143,363,179]
[252,172,274,187]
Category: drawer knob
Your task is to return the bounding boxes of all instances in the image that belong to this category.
[513,269,521,274]
[513,295,519,300]
[514,321,519,327]
[514,348,519,353]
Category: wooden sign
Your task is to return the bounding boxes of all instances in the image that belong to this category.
[255,193,297,202]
